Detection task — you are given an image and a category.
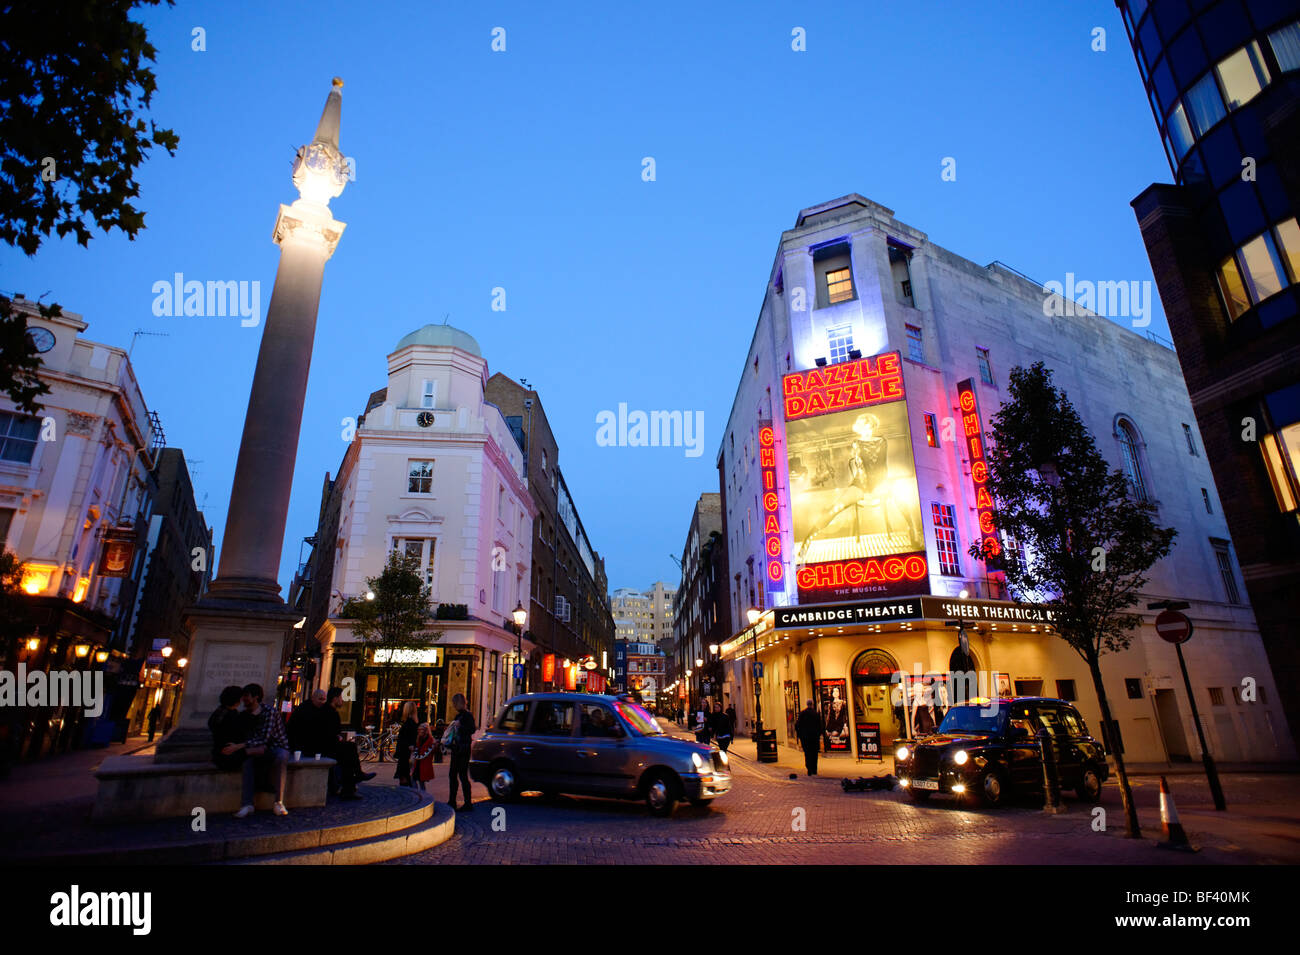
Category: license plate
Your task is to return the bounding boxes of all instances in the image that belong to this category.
[912,778,939,790]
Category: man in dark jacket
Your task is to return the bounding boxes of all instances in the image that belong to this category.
[447,693,476,812]
[288,690,334,757]
[209,685,249,770]
[794,699,824,777]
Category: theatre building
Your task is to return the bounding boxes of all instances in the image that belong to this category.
[303,323,536,731]
[714,195,1295,766]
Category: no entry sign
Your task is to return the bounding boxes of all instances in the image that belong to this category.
[1155,610,1193,644]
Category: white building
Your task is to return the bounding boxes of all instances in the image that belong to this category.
[715,195,1295,765]
[310,324,535,730]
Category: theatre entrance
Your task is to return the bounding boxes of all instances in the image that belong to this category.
[851,648,903,756]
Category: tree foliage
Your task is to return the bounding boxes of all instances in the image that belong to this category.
[969,362,1177,662]
[0,296,58,412]
[0,0,179,256]
[345,550,439,660]
[1,546,33,671]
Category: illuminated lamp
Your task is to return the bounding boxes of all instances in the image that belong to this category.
[95,650,109,663]
[25,638,40,652]
[74,644,91,658]
[72,577,90,603]
[747,607,760,626]
[160,645,174,658]
[177,657,188,668]
[21,566,53,595]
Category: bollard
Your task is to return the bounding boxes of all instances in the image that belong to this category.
[1038,728,1066,814]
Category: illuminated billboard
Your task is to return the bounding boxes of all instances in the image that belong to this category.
[758,421,785,594]
[957,378,1001,567]
[783,351,927,603]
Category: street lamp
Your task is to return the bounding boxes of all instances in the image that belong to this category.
[160,645,173,659]
[746,607,762,736]
[512,601,528,694]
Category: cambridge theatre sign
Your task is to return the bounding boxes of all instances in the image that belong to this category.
[774,595,1058,629]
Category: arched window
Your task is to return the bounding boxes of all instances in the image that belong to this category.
[1116,419,1149,501]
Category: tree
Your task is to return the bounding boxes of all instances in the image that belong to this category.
[0,296,58,412]
[343,550,440,738]
[1,545,32,673]
[0,0,179,256]
[970,363,1176,838]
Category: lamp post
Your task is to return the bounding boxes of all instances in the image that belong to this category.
[747,606,761,735]
[512,602,527,694]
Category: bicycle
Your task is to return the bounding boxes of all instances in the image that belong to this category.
[356,722,401,762]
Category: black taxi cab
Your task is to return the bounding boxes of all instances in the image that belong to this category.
[894,697,1108,807]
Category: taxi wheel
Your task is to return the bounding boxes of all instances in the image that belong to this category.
[976,768,1008,807]
[644,772,679,817]
[1077,766,1103,803]
[488,763,520,803]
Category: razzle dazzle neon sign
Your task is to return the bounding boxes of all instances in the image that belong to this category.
[957,378,1001,563]
[759,421,784,593]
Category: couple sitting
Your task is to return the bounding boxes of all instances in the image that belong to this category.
[287,687,376,800]
[207,683,291,818]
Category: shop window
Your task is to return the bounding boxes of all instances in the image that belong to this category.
[1216,41,1270,109]
[0,412,39,464]
[1125,678,1144,700]
[407,460,434,495]
[1055,679,1077,702]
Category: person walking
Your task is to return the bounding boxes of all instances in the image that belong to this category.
[445,693,476,812]
[795,699,824,777]
[146,703,161,742]
[394,701,418,787]
[710,702,733,754]
[411,723,436,791]
[725,704,737,735]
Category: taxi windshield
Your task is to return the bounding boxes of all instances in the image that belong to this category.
[937,706,1004,735]
[615,702,664,736]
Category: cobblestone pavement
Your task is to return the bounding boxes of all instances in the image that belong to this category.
[392,756,1300,865]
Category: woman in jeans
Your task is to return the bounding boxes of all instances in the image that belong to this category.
[394,701,418,786]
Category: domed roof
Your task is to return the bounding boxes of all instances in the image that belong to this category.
[394,323,481,357]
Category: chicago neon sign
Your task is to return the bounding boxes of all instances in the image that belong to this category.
[795,554,928,591]
[957,378,1001,562]
[781,351,905,421]
[759,421,785,593]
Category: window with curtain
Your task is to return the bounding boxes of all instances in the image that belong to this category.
[1184,71,1226,136]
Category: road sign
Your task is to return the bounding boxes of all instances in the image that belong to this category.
[1155,610,1193,644]
[754,662,764,678]
[512,664,524,679]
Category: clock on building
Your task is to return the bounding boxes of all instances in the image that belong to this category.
[26,327,55,353]
[417,411,435,427]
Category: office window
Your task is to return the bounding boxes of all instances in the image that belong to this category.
[977,347,994,385]
[0,412,39,464]
[1201,488,1212,514]
[1116,420,1149,502]
[1270,21,1300,72]
[923,413,939,448]
[1125,678,1143,700]
[1260,420,1300,514]
[1167,103,1195,161]
[420,379,436,409]
[905,324,924,363]
[1184,71,1226,136]
[1216,42,1270,109]
[1208,687,1225,706]
[825,268,854,305]
[1055,680,1077,702]
[1238,232,1287,303]
[1274,218,1300,284]
[1213,542,1241,604]
[1216,253,1250,319]
[931,503,961,576]
[407,460,434,494]
[827,324,854,364]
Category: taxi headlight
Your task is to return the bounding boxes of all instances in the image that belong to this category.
[691,752,704,770]
[954,749,969,766]
[896,746,910,762]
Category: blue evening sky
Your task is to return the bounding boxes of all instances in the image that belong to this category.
[1,0,1171,597]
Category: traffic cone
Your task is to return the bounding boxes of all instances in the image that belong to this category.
[1156,775,1195,851]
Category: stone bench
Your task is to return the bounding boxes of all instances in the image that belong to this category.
[93,754,335,822]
